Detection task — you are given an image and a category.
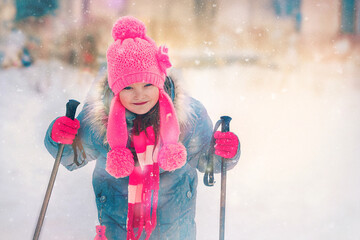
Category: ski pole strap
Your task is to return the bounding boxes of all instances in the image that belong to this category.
[203,119,222,186]
[72,136,86,166]
[65,99,85,166]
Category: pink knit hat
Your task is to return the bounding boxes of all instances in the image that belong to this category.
[105,16,186,178]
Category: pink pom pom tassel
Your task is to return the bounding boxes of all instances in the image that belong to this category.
[106,148,134,178]
[158,143,187,171]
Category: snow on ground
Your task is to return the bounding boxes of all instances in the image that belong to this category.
[0,56,359,239]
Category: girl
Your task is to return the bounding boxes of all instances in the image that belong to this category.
[45,16,240,240]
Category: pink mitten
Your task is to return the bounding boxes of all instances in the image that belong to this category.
[214,131,239,159]
[51,116,80,144]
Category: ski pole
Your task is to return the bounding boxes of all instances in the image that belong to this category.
[33,99,80,240]
[219,116,232,240]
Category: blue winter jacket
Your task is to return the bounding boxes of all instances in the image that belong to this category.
[44,73,240,240]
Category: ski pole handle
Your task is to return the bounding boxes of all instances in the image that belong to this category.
[220,116,231,132]
[66,99,80,120]
[33,99,80,240]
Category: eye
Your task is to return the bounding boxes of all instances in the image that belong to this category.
[123,86,132,90]
[144,83,153,87]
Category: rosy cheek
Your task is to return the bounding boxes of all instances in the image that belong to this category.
[154,89,160,100]
[119,94,130,106]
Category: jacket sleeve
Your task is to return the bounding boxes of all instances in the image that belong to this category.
[44,104,101,171]
[185,98,240,173]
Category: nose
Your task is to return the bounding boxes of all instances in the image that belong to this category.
[133,88,144,100]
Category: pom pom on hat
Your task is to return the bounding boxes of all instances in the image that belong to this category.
[158,143,187,171]
[112,16,146,41]
[106,148,134,178]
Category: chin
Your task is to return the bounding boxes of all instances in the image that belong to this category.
[134,110,149,115]
[130,107,151,115]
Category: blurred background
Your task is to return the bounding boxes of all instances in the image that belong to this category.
[1,0,359,71]
[0,0,360,239]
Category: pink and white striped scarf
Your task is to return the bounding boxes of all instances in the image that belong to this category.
[127,126,160,240]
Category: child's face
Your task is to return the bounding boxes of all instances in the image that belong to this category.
[119,82,159,115]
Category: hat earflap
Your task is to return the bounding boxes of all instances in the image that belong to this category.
[106,95,134,178]
[157,89,187,171]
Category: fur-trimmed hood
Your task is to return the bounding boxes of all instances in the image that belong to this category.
[83,69,196,145]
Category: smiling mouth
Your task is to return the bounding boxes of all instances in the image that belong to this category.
[133,101,148,105]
